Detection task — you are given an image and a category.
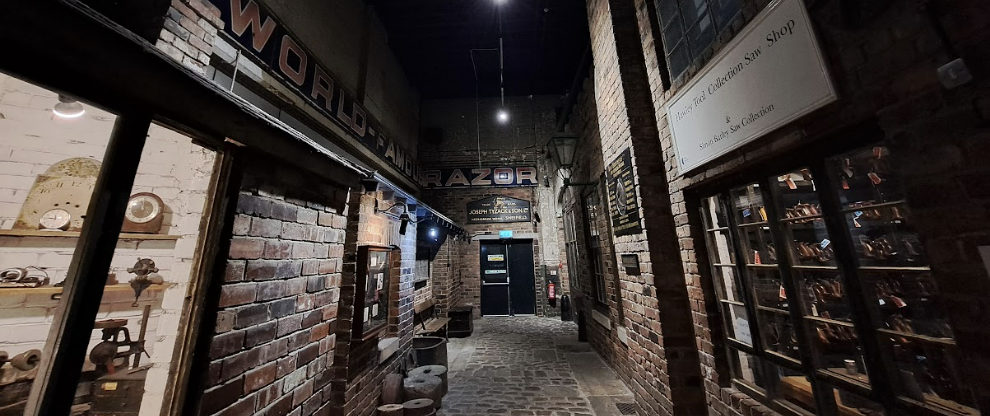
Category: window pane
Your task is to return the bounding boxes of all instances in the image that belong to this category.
[662,13,684,55]
[771,363,818,415]
[825,383,886,416]
[656,0,681,27]
[679,0,709,27]
[81,122,217,415]
[667,42,691,79]
[686,14,716,58]
[731,348,767,390]
[710,0,741,29]
[723,303,752,345]
[0,71,119,411]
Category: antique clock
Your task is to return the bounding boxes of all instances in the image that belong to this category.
[39,209,71,231]
[121,192,165,233]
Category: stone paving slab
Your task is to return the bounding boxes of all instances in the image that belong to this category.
[437,317,635,416]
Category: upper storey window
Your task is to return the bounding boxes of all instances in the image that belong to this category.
[655,0,740,79]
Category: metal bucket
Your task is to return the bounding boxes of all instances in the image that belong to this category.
[412,336,448,368]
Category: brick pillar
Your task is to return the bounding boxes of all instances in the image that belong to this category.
[156,0,223,74]
[585,0,706,414]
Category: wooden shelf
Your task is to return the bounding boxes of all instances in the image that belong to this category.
[877,328,956,346]
[0,229,180,241]
[804,315,855,327]
[745,263,779,269]
[840,199,907,213]
[737,221,769,228]
[706,226,730,232]
[780,214,823,223]
[0,283,174,297]
[858,266,931,272]
[791,265,839,270]
[757,305,790,316]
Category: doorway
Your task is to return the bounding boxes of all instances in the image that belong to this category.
[480,240,536,316]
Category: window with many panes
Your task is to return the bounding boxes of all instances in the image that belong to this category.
[583,189,609,305]
[563,208,582,293]
[655,0,740,79]
[700,143,977,416]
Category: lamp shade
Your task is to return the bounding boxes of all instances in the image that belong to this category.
[548,135,578,169]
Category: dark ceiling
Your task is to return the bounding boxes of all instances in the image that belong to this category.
[370,0,590,99]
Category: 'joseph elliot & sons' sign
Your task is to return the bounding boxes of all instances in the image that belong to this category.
[467,196,532,224]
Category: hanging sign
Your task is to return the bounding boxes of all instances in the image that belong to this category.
[467,196,532,224]
[422,167,538,188]
[666,0,837,174]
[605,149,643,236]
[209,0,421,182]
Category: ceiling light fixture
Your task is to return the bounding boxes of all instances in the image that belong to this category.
[53,95,85,119]
[497,109,509,123]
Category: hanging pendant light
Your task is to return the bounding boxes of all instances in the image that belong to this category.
[53,95,85,119]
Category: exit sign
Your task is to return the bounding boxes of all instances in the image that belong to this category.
[499,230,514,238]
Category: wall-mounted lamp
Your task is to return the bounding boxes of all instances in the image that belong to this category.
[547,135,596,188]
[398,211,410,235]
[496,109,510,124]
[375,198,411,235]
[53,95,85,119]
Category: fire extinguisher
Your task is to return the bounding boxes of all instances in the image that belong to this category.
[548,282,557,308]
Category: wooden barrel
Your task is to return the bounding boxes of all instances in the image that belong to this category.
[376,404,403,416]
[402,398,435,416]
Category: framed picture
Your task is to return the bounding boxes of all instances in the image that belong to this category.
[353,245,392,340]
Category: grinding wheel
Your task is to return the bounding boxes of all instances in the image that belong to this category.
[409,365,448,395]
[402,398,435,416]
[403,375,443,409]
[11,349,41,371]
[376,404,403,416]
[382,373,403,404]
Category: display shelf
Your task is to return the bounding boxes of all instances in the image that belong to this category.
[897,395,981,416]
[712,263,736,267]
[706,226,730,232]
[780,214,823,223]
[877,328,956,346]
[0,283,174,296]
[839,200,907,213]
[737,221,769,228]
[804,315,855,327]
[820,368,872,390]
[757,305,790,315]
[791,265,839,270]
[859,266,931,272]
[0,229,180,241]
[746,264,779,269]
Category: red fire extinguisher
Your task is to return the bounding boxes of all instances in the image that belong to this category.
[548,282,556,302]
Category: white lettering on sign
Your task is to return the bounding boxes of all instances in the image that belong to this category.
[666,0,837,174]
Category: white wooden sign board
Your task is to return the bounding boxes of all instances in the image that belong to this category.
[666,0,837,174]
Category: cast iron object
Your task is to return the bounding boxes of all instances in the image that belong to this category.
[89,322,148,376]
[126,258,163,306]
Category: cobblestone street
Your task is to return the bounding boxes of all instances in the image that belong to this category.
[438,317,635,416]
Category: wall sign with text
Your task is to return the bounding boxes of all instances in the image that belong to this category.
[422,167,538,188]
[665,0,837,174]
[606,149,643,236]
[467,196,532,224]
[209,0,422,183]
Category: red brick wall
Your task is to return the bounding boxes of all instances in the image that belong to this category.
[200,162,346,416]
[569,0,990,414]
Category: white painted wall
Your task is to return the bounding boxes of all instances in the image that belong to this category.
[0,72,215,415]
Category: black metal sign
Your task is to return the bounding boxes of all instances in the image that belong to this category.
[209,0,421,182]
[605,148,642,236]
[422,167,538,188]
[467,196,532,224]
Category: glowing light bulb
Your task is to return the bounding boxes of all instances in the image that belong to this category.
[497,109,509,123]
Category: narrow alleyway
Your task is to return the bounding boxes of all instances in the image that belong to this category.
[439,317,635,416]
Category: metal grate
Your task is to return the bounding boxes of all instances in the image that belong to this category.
[615,402,638,415]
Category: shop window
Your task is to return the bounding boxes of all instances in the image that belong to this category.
[0,71,224,415]
[654,0,740,79]
[699,144,977,415]
[563,208,582,292]
[583,189,609,305]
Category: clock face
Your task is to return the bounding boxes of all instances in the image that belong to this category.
[125,195,162,224]
[40,209,71,230]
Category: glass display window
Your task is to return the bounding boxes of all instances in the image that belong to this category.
[354,245,393,340]
[698,143,978,416]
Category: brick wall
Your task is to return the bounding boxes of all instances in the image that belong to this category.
[567,0,990,414]
[200,159,346,416]
[422,187,547,317]
[156,0,222,74]
[326,189,417,416]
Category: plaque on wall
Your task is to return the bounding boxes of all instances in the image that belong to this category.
[466,196,532,224]
[605,149,643,236]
